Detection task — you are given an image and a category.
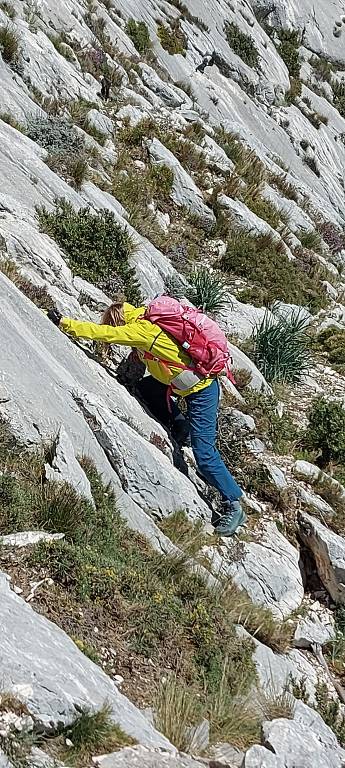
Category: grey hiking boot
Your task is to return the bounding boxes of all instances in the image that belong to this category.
[214,500,247,537]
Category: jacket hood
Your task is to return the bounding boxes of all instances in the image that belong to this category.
[123,303,146,324]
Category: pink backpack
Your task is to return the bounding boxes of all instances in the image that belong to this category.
[144,296,234,381]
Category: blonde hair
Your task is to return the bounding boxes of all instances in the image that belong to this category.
[101,302,125,327]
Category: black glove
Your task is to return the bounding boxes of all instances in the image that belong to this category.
[47,308,62,326]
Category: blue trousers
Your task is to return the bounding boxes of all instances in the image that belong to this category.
[185,380,242,503]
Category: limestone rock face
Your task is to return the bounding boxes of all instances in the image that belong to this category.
[146,138,216,230]
[209,521,304,620]
[299,512,345,603]
[44,425,95,505]
[95,746,206,767]
[262,701,345,768]
[0,572,171,749]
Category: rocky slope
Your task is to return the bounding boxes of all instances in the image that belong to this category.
[1,0,345,766]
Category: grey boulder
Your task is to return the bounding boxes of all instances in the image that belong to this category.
[262,700,345,768]
[95,746,205,767]
[0,572,171,749]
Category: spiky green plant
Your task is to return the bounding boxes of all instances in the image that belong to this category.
[252,305,312,384]
[185,268,230,315]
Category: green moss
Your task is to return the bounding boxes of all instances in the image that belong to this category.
[224,21,259,68]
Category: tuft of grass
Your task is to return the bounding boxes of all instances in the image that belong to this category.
[155,674,201,751]
[158,18,187,56]
[0,259,54,310]
[315,682,345,747]
[0,1,15,19]
[37,198,141,304]
[252,305,312,384]
[0,692,29,716]
[224,21,259,68]
[47,705,135,767]
[257,681,295,721]
[245,195,281,229]
[126,18,152,55]
[185,267,230,315]
[309,55,333,83]
[0,111,25,132]
[333,81,345,120]
[296,228,323,253]
[0,23,20,65]
[270,172,299,203]
[159,510,208,558]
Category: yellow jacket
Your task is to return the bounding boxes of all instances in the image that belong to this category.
[60,303,214,397]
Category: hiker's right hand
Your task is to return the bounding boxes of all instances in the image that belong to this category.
[47,308,62,327]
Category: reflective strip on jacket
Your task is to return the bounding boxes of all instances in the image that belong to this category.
[60,302,214,397]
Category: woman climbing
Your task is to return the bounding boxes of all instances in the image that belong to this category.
[48,299,245,537]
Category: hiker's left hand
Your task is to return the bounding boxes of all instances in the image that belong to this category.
[47,308,62,326]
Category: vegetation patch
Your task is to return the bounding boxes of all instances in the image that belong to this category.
[252,306,312,384]
[45,704,135,767]
[125,18,152,55]
[333,81,345,119]
[277,29,301,78]
[37,198,141,304]
[218,230,327,310]
[302,396,345,468]
[158,18,187,56]
[0,23,22,71]
[224,21,259,68]
[0,111,25,132]
[315,326,345,374]
[27,114,97,190]
[0,259,54,311]
[309,55,333,83]
[0,1,15,19]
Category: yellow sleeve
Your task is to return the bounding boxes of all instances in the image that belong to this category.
[60,317,151,350]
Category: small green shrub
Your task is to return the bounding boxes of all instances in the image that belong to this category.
[185,267,230,315]
[278,29,301,78]
[219,230,325,309]
[224,21,259,68]
[245,196,281,229]
[315,682,345,746]
[303,396,345,466]
[252,306,312,384]
[333,81,345,119]
[0,111,25,132]
[0,23,20,66]
[27,114,84,154]
[50,33,75,62]
[310,55,333,83]
[315,326,345,373]
[126,18,152,55]
[158,19,187,55]
[37,198,140,304]
[0,2,15,19]
[245,391,297,455]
